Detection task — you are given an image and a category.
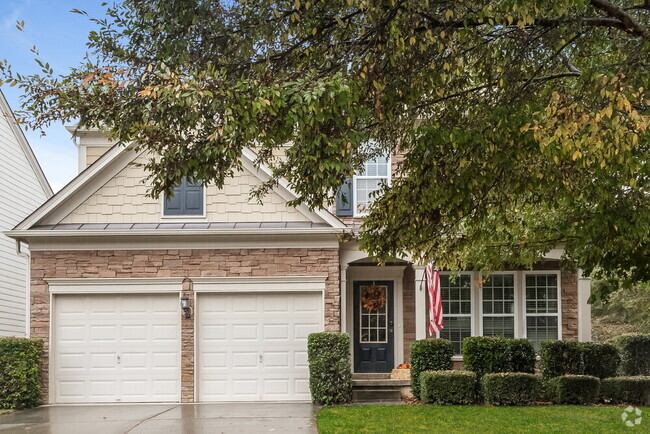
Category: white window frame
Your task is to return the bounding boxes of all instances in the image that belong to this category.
[435,272,476,354]
[478,271,520,339]
[352,154,391,217]
[160,181,208,220]
[522,270,563,341]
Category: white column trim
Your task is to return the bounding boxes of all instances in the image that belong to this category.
[577,270,592,342]
[414,265,426,341]
[340,264,349,333]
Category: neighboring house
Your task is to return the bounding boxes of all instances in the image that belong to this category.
[7,129,592,404]
[0,90,52,337]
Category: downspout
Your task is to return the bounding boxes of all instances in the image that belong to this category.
[15,239,30,338]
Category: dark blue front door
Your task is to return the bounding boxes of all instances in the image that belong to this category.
[353,281,394,373]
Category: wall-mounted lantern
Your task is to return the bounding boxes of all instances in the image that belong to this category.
[180,294,192,319]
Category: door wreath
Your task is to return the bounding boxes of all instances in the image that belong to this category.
[361,284,386,312]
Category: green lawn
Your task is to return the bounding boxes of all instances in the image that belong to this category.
[317,405,649,433]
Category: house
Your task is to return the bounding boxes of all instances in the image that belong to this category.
[6,128,592,404]
[0,90,52,337]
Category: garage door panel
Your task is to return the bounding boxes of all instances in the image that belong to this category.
[198,291,323,401]
[53,294,181,403]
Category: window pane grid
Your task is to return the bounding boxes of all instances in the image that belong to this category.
[482,274,515,338]
[439,274,472,354]
[359,285,389,343]
[525,274,560,350]
[355,155,389,214]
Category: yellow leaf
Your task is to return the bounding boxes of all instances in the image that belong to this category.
[335,16,344,27]
[572,150,582,161]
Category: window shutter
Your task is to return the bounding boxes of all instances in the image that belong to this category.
[184,181,203,215]
[164,183,184,215]
[336,177,353,216]
[164,178,204,216]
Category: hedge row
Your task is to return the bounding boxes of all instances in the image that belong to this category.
[463,337,536,378]
[419,371,650,406]
[410,339,453,397]
[307,332,352,405]
[481,373,540,406]
[540,341,619,379]
[420,371,476,405]
[547,375,601,404]
[612,334,650,376]
[0,338,43,409]
[602,376,650,405]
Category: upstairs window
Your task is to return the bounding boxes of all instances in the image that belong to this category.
[336,153,390,217]
[354,155,389,215]
[163,177,204,216]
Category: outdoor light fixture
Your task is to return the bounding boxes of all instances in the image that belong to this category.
[180,295,192,319]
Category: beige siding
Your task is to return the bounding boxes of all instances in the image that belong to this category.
[60,155,311,223]
[85,146,110,167]
[0,103,49,337]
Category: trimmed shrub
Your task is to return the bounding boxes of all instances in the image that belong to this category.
[0,338,43,409]
[481,373,541,406]
[307,332,352,405]
[410,339,453,398]
[508,339,537,374]
[462,336,511,379]
[420,370,476,405]
[612,334,650,376]
[540,341,584,378]
[580,342,620,379]
[602,376,650,405]
[462,337,536,379]
[547,375,600,405]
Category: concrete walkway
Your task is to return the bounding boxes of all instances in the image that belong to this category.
[0,403,319,434]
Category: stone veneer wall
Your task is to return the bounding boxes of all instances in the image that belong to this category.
[31,248,340,403]
[402,265,416,362]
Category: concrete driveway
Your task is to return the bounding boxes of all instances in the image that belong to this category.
[0,403,319,434]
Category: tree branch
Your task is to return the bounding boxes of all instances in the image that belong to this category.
[591,0,647,37]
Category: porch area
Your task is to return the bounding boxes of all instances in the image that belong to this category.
[339,243,593,387]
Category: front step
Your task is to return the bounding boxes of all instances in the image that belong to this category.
[352,379,410,387]
[351,373,411,402]
[352,388,402,402]
[352,373,391,380]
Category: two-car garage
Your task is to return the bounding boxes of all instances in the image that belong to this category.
[48,277,325,404]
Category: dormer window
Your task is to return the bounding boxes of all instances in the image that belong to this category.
[163,177,204,217]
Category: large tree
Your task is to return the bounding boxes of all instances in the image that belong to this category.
[2,0,649,286]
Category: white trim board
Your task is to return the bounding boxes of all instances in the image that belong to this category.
[17,233,340,251]
[192,275,328,293]
[46,277,185,294]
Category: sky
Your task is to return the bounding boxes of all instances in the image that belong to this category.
[0,0,108,192]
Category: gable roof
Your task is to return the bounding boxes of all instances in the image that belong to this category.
[0,90,53,197]
[10,135,346,235]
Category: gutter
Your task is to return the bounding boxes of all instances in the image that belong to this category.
[5,227,348,239]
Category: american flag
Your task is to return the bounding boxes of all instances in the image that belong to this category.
[426,264,444,336]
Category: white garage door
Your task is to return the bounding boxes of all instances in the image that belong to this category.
[52,294,181,403]
[197,292,323,401]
